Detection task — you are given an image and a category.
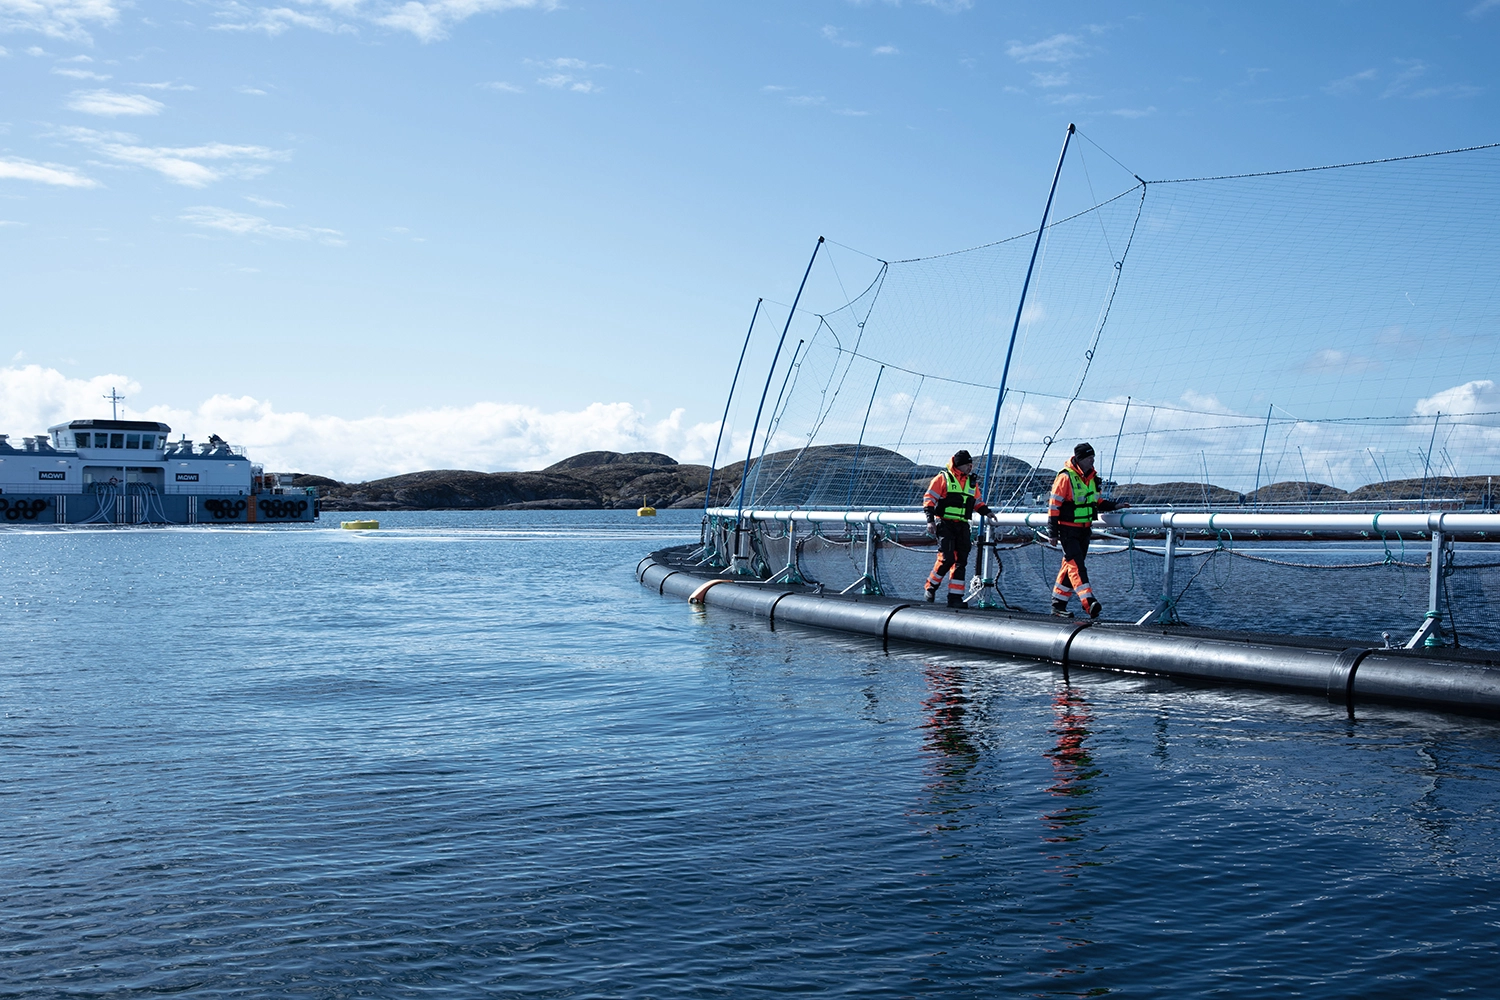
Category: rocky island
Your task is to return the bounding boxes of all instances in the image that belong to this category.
[291,444,1498,512]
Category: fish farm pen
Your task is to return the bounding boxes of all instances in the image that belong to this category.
[642,131,1500,719]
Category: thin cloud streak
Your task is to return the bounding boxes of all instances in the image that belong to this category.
[180,205,345,245]
[62,126,288,187]
[0,155,97,187]
[67,89,165,116]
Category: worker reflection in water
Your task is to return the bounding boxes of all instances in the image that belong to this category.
[1048,442,1128,619]
[923,449,994,608]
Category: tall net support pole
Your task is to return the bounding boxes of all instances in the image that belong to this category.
[979,123,1076,509]
[733,237,824,575]
[703,298,763,516]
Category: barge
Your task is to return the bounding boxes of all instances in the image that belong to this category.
[0,419,317,525]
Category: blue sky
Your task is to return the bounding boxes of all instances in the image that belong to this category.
[1,0,1497,479]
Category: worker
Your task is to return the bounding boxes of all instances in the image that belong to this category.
[1048,442,1128,618]
[923,449,994,607]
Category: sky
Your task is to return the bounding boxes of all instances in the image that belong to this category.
[1,0,1498,480]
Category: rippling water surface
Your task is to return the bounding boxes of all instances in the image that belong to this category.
[4,510,1500,997]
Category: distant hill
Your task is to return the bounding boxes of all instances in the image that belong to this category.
[293,451,1500,512]
[309,453,709,511]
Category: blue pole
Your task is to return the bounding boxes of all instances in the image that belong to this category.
[736,237,824,520]
[980,123,1075,508]
[703,298,762,510]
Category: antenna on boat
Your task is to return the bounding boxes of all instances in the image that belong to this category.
[104,387,125,420]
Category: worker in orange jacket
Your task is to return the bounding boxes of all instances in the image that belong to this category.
[923,449,994,608]
[1048,442,1128,618]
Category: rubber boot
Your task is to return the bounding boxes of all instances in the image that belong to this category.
[1052,600,1073,618]
[1085,598,1103,619]
[947,593,965,609]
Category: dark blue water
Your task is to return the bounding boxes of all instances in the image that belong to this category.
[4,510,1500,997]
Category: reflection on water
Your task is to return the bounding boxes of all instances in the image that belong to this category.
[918,661,979,836]
[1041,685,1107,994]
[1043,685,1102,855]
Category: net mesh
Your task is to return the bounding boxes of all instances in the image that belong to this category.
[713,139,1500,512]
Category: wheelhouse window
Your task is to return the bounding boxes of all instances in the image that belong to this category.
[140,435,155,449]
[110,434,124,449]
[125,434,140,449]
[75,433,91,448]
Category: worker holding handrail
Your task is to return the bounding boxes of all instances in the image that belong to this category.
[1049,442,1128,618]
[923,449,994,607]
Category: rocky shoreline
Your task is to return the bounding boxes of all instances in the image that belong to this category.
[289,446,1498,512]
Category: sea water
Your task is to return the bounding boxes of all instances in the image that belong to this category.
[3,509,1500,998]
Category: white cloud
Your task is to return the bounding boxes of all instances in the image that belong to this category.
[212,6,348,36]
[134,81,196,91]
[1109,106,1156,118]
[236,85,268,95]
[374,0,558,43]
[1415,380,1500,416]
[1006,33,1085,65]
[67,89,165,116]
[243,194,285,207]
[0,154,96,187]
[821,24,859,48]
[1302,348,1379,375]
[0,0,119,41]
[0,219,25,225]
[484,80,523,92]
[833,107,870,116]
[1030,71,1068,87]
[62,126,288,186]
[0,364,719,480]
[538,72,596,93]
[1323,67,1376,96]
[527,56,604,92]
[872,45,898,56]
[0,366,140,437]
[1469,0,1500,17]
[52,66,109,79]
[1381,59,1425,98]
[180,206,345,245]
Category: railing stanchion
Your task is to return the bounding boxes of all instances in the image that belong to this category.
[1408,527,1447,648]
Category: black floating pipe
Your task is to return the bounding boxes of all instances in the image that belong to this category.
[640,550,1500,720]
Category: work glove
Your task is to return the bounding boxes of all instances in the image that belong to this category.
[925,516,937,536]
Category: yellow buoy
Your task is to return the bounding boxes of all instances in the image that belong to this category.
[341,519,380,530]
[637,506,657,517]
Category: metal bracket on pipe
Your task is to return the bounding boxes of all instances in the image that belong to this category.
[1407,612,1443,650]
[839,522,883,596]
[1407,525,1449,648]
[1136,523,1179,625]
[970,518,1003,609]
[766,517,805,585]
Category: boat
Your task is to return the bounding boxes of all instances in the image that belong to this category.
[0,419,318,525]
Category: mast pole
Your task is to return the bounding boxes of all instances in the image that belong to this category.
[703,298,763,510]
[1253,404,1273,508]
[980,123,1075,507]
[734,237,824,567]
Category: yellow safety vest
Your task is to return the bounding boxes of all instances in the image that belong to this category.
[938,470,977,521]
[1064,466,1099,523]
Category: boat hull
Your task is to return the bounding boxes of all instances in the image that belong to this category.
[0,492,319,525]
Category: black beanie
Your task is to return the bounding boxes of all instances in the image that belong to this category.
[952,449,973,466]
[1073,442,1095,459]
